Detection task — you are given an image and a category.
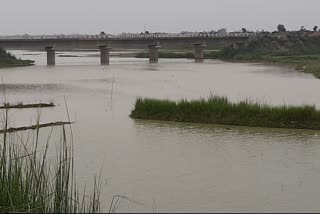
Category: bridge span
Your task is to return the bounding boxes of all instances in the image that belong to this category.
[0,35,250,65]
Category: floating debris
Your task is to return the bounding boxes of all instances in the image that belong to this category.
[0,103,55,109]
[0,121,74,134]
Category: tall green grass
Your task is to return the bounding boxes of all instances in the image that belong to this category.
[130,95,320,130]
[0,109,101,213]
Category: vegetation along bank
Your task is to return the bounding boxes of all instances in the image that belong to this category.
[131,96,320,130]
[0,48,34,68]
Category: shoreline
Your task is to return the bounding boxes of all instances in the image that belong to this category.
[0,60,35,68]
[0,63,34,68]
[222,56,320,79]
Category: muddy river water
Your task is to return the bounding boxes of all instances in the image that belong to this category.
[1,50,320,212]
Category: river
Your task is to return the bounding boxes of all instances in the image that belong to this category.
[1,50,320,212]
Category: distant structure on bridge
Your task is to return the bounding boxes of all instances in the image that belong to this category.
[0,30,256,66]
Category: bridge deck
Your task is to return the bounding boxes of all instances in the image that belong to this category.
[0,35,250,50]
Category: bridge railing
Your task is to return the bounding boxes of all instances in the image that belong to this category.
[0,32,256,41]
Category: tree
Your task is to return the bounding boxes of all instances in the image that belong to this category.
[241,28,247,33]
[277,24,286,32]
[99,31,106,35]
[313,26,318,32]
[300,26,306,31]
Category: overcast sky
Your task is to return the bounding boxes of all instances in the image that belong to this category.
[0,0,319,35]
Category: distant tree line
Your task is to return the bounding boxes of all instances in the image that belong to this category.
[275,24,319,33]
[239,25,320,33]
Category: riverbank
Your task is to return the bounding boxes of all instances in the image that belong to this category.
[130,96,320,130]
[215,33,320,78]
[135,33,320,78]
[0,48,34,68]
[0,60,34,68]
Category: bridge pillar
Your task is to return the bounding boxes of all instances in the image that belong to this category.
[99,46,111,65]
[148,44,161,63]
[45,47,55,66]
[194,43,207,63]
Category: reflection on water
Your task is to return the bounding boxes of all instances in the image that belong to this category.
[1,50,320,212]
[134,119,320,140]
[146,63,161,71]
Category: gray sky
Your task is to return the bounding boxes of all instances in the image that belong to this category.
[1,0,319,35]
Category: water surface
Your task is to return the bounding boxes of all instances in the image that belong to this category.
[0,50,320,212]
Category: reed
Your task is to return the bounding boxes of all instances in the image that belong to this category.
[0,109,101,213]
[130,95,320,130]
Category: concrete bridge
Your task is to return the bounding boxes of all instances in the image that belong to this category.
[0,34,251,65]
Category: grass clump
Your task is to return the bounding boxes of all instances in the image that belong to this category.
[130,96,320,130]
